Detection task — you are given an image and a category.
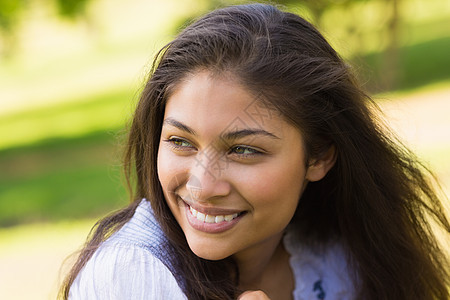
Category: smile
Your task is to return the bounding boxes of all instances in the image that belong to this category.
[189,206,239,223]
[184,203,245,233]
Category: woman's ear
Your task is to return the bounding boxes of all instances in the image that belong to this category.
[305,145,336,182]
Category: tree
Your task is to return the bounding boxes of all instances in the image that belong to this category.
[0,0,26,57]
[54,0,90,19]
[274,0,403,91]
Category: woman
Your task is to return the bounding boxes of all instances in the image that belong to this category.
[60,3,450,299]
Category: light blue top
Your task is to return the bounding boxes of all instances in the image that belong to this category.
[69,199,355,299]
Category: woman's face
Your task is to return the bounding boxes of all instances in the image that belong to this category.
[157,71,310,261]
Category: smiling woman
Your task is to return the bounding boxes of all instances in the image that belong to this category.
[60,3,450,300]
[158,71,313,263]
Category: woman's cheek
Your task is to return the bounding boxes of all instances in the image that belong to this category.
[157,148,178,188]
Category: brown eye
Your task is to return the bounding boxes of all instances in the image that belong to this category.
[165,137,195,150]
[230,146,261,156]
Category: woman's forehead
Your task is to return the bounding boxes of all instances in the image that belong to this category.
[163,71,291,138]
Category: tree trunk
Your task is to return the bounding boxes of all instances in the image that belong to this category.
[381,0,401,91]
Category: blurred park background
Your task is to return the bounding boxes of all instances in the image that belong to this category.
[0,0,449,298]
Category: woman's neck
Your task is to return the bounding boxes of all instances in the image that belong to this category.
[235,231,294,299]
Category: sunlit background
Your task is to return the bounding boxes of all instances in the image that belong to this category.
[0,0,449,298]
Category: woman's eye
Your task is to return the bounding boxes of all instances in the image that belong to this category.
[165,137,194,150]
[229,146,261,156]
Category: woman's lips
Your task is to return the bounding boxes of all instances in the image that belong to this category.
[181,200,246,234]
[189,205,240,223]
[178,195,243,215]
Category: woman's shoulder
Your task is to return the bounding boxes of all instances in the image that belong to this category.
[284,229,357,300]
[69,199,186,299]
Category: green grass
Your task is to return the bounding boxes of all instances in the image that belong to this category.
[0,87,138,150]
[360,36,450,92]
[0,88,135,226]
[0,131,129,226]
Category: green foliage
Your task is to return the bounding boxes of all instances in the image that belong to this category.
[0,0,26,32]
[264,0,369,23]
[54,0,90,19]
[0,0,93,31]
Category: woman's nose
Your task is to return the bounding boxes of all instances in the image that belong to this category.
[186,150,231,202]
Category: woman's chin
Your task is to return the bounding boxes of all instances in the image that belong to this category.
[187,240,232,261]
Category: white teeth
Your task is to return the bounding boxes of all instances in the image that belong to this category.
[196,212,206,222]
[215,215,224,223]
[205,215,215,223]
[189,206,240,223]
[189,206,198,217]
[225,214,238,221]
[224,214,233,221]
[190,206,198,217]
[223,214,232,221]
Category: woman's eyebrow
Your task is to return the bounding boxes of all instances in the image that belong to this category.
[163,118,279,140]
[221,129,280,140]
[163,118,197,135]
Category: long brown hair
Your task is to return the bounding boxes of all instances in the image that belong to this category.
[60,4,450,299]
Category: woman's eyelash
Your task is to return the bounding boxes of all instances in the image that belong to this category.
[164,138,263,158]
[164,137,195,149]
[229,145,262,157]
